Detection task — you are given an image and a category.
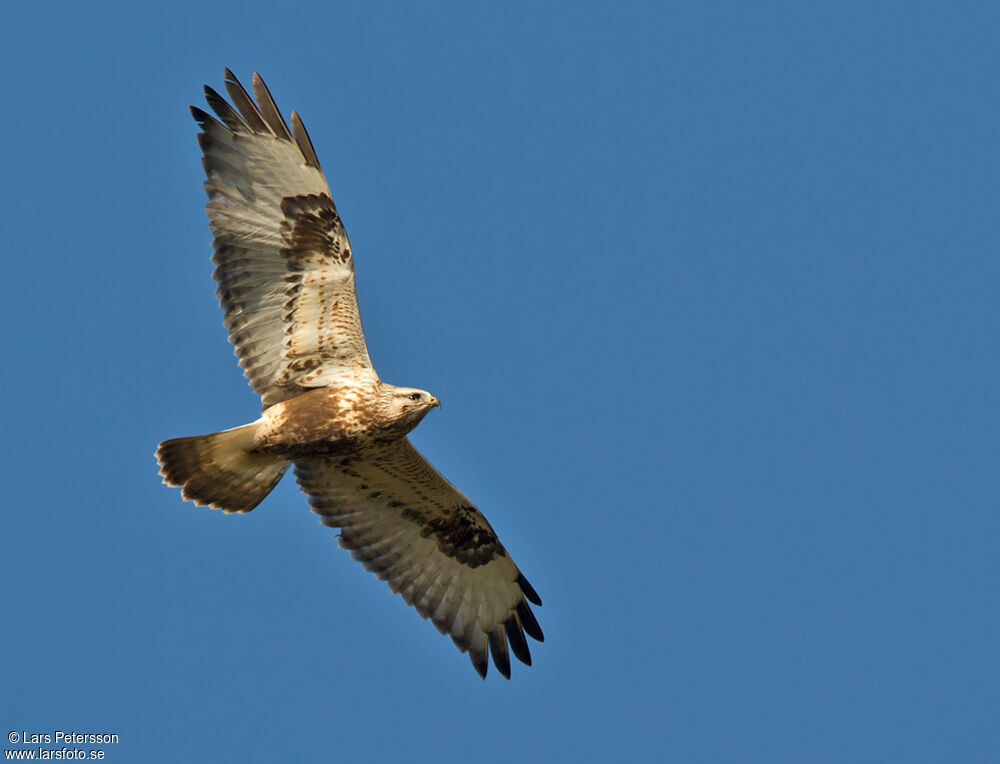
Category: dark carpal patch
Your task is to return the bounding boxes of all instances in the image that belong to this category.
[279,193,352,268]
[401,505,506,567]
[288,356,323,372]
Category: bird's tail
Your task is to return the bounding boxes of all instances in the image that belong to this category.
[156,422,288,513]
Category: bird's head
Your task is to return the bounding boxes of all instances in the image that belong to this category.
[379,383,441,429]
[396,387,441,410]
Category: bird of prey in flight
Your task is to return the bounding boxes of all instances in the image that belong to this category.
[156,70,543,679]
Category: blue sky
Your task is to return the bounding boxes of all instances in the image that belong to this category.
[2,1,999,761]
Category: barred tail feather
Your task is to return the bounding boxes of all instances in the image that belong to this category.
[156,422,288,513]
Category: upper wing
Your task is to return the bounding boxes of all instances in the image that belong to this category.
[294,439,544,679]
[192,70,375,408]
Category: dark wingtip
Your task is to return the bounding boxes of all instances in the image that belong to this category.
[505,615,532,666]
[517,572,542,606]
[190,105,215,127]
[517,600,544,643]
[203,85,249,132]
[252,71,293,140]
[488,629,511,679]
[223,69,269,134]
[470,650,488,679]
[290,109,322,170]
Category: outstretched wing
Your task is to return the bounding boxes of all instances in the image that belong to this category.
[294,440,544,679]
[192,70,375,408]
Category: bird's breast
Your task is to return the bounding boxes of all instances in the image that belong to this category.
[253,385,392,456]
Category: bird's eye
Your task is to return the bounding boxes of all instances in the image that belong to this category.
[408,392,422,401]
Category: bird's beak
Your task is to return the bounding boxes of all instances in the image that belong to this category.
[430,396,441,409]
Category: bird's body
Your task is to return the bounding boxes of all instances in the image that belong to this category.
[255,381,439,456]
[156,70,542,679]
